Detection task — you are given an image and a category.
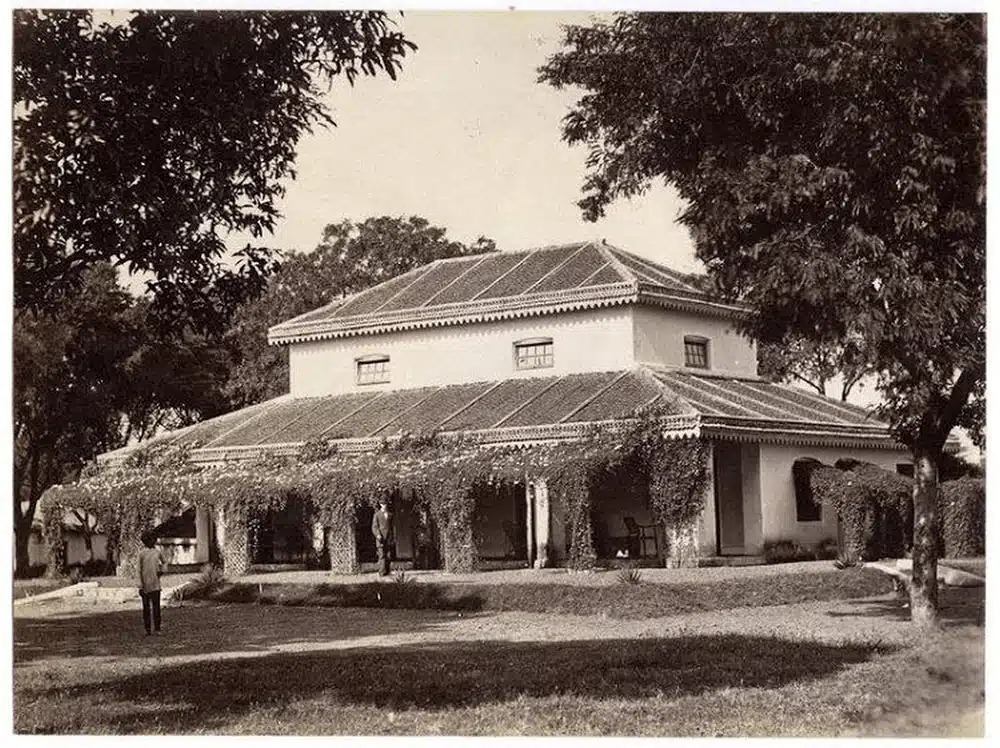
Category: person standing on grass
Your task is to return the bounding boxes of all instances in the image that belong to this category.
[372,499,394,576]
[138,532,166,635]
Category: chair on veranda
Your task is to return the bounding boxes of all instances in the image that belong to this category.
[623,516,659,558]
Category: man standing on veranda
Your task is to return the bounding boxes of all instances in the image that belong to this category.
[371,499,394,577]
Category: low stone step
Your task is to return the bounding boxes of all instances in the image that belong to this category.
[866,559,985,588]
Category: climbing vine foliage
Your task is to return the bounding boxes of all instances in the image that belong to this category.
[43,411,711,575]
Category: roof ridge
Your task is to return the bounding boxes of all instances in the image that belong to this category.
[278,262,432,330]
[604,244,704,293]
[468,249,536,301]
[596,241,641,288]
[636,366,701,416]
[769,381,881,420]
[643,363,767,383]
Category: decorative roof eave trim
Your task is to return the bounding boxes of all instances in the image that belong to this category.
[636,287,752,320]
[267,283,640,345]
[98,410,941,467]
[702,414,890,434]
[700,422,907,451]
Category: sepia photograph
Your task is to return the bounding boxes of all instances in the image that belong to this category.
[9,3,987,738]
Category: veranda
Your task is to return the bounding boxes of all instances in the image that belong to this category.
[42,417,711,579]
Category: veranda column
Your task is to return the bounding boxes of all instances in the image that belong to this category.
[117,505,157,580]
[216,503,251,577]
[327,516,359,574]
[440,488,477,573]
[661,439,714,568]
[194,506,212,565]
[532,480,552,569]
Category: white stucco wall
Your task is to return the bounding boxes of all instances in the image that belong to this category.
[695,455,717,557]
[632,306,757,376]
[29,530,109,568]
[288,307,637,397]
[757,444,911,547]
[741,443,764,554]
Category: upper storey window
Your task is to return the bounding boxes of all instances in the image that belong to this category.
[515,338,554,370]
[356,355,390,385]
[684,336,710,369]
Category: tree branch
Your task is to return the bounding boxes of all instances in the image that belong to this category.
[933,364,984,445]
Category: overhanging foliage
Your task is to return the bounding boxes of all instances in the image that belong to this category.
[43,413,711,575]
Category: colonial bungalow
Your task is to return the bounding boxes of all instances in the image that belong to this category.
[89,240,921,575]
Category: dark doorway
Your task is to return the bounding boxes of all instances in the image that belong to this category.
[251,496,312,565]
[713,442,745,555]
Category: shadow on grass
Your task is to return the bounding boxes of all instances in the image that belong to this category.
[18,633,894,734]
[12,602,457,664]
[826,586,984,627]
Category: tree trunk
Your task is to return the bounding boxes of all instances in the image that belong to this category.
[909,446,940,629]
[13,449,44,578]
[14,515,32,577]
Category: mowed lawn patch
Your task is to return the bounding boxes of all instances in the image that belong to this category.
[195,566,894,618]
[14,583,984,736]
[13,593,984,736]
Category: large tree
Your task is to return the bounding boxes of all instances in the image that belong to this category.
[13,9,415,332]
[13,266,235,576]
[541,13,986,627]
[14,266,136,575]
[225,216,497,406]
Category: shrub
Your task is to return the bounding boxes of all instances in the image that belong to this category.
[20,564,49,580]
[939,477,985,558]
[181,563,227,600]
[762,539,825,564]
[76,558,114,577]
[816,537,839,560]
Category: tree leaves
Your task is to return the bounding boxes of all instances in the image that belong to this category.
[223,216,497,407]
[13,10,416,333]
[541,13,985,450]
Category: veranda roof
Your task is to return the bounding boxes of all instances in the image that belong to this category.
[267,241,748,345]
[97,367,908,468]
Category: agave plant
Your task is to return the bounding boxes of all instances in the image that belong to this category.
[616,566,643,586]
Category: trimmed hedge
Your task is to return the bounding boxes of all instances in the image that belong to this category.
[939,477,985,558]
[812,459,912,562]
[810,460,984,562]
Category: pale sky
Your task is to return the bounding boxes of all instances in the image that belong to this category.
[245,11,702,273]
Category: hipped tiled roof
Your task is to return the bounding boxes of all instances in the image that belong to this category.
[268,242,746,345]
[97,367,909,467]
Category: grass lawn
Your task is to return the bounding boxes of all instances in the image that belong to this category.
[193,566,895,618]
[13,575,984,736]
